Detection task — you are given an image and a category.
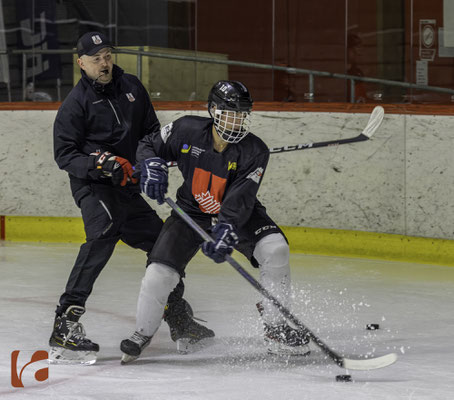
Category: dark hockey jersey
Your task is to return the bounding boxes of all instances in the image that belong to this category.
[137,116,270,229]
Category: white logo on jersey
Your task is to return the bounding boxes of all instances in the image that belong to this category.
[160,122,173,143]
[194,191,221,214]
[190,146,206,158]
[246,167,264,184]
[254,225,277,235]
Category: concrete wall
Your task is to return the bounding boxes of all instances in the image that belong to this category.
[1,109,453,240]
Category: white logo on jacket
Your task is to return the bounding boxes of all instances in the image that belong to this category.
[246,167,264,184]
[126,93,135,102]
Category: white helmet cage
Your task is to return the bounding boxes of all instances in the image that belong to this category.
[208,80,253,144]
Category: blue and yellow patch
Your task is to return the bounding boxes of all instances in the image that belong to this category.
[181,144,191,153]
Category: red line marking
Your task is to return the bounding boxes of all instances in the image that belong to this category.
[0,216,5,240]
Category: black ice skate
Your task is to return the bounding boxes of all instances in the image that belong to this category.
[49,305,99,364]
[257,302,310,356]
[164,298,215,354]
[120,331,152,364]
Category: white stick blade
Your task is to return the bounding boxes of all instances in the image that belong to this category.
[342,352,397,370]
[362,106,385,138]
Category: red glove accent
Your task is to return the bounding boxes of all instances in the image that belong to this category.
[114,156,138,186]
[90,151,137,186]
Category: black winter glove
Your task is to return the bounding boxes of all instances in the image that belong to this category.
[89,151,137,186]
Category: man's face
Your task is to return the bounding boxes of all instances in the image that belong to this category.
[77,48,113,84]
[218,110,248,132]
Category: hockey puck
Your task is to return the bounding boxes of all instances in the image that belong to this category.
[366,323,380,330]
[335,375,352,382]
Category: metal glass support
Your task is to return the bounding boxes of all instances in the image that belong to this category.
[307,74,314,102]
[10,47,454,102]
[22,53,26,101]
[350,79,355,103]
[57,78,61,102]
[137,47,143,81]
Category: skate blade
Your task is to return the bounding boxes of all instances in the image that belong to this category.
[49,347,97,365]
[265,341,311,357]
[176,337,214,354]
[121,353,139,365]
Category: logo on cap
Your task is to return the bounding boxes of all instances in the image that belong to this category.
[92,35,102,45]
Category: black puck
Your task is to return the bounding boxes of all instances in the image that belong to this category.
[366,323,380,330]
[336,374,352,382]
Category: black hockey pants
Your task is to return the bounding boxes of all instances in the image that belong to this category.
[56,182,183,314]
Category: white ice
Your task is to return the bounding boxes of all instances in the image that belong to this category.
[1,242,453,400]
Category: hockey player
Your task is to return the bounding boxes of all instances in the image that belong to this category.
[120,80,309,363]
[49,31,213,364]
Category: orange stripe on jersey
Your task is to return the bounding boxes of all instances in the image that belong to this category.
[192,168,227,214]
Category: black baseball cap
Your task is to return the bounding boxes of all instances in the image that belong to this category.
[77,32,114,57]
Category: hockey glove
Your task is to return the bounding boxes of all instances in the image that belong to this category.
[90,151,137,186]
[202,223,239,263]
[140,157,168,204]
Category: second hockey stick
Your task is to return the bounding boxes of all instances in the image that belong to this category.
[166,106,384,167]
[165,197,397,371]
[268,105,384,154]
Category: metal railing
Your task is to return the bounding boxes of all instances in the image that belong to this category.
[4,47,454,102]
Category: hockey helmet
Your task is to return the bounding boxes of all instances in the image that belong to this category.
[208,80,253,143]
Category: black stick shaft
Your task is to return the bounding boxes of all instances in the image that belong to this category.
[165,197,345,367]
[167,133,369,167]
[269,133,369,153]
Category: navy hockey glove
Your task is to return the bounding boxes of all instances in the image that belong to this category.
[89,151,137,186]
[202,223,239,263]
[140,157,168,204]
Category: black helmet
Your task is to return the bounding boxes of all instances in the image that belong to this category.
[208,80,253,143]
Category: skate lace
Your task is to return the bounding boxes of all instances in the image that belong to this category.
[64,320,88,345]
[130,331,150,345]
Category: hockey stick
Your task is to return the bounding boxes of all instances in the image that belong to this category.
[268,105,384,154]
[166,106,384,167]
[165,197,397,371]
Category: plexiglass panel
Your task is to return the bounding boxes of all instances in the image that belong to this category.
[0,0,453,102]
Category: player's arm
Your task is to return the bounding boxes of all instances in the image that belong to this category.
[136,120,180,204]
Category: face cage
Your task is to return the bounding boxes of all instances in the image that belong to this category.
[213,109,252,144]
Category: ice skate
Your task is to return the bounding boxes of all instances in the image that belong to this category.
[164,299,215,354]
[120,331,152,364]
[48,305,99,365]
[257,302,310,356]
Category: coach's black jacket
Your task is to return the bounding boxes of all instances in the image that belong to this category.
[53,64,160,191]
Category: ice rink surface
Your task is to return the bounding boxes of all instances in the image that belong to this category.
[1,241,453,400]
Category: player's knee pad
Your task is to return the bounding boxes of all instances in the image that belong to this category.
[136,262,180,336]
[141,262,180,304]
[253,233,290,274]
[253,233,291,324]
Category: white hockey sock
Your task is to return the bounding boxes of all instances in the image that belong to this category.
[253,233,291,325]
[136,262,180,337]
